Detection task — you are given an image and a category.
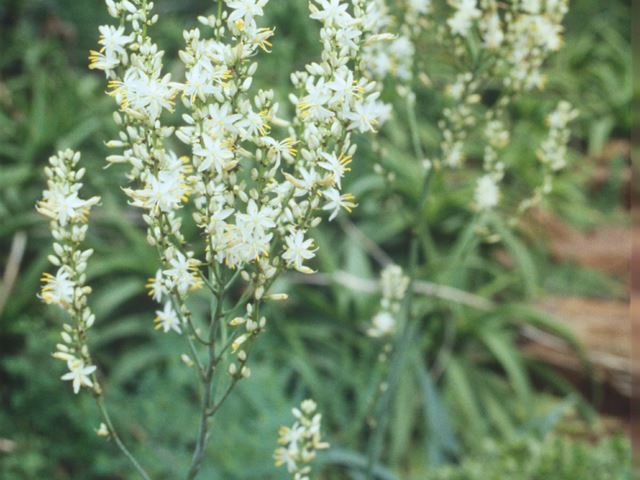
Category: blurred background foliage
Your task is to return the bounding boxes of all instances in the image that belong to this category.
[0,0,632,479]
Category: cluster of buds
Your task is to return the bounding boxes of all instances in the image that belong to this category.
[516,100,578,215]
[367,265,409,338]
[275,399,329,480]
[537,100,579,172]
[37,150,101,394]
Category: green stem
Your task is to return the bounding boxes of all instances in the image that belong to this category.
[407,93,425,161]
[206,377,240,417]
[186,282,226,480]
[169,296,207,379]
[366,93,434,478]
[185,370,215,480]
[95,394,152,480]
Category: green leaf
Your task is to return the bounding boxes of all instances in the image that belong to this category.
[323,448,399,480]
[487,213,539,297]
[415,358,460,466]
[480,329,532,408]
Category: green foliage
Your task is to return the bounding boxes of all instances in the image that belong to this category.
[427,435,633,480]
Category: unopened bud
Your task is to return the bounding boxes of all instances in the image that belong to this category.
[265,293,288,301]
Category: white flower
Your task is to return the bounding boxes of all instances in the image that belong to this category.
[146,269,168,303]
[154,301,182,334]
[109,68,180,120]
[367,311,396,337]
[326,68,360,105]
[310,0,352,27]
[193,135,236,174]
[318,152,351,188]
[183,61,227,101]
[228,0,269,25]
[163,251,202,295]
[237,109,270,139]
[474,175,499,210]
[283,231,317,274]
[322,188,356,221]
[447,0,481,37]
[89,51,119,72]
[89,25,133,71]
[37,183,100,226]
[124,168,191,213]
[61,358,96,394]
[334,22,362,53]
[345,95,390,133]
[236,200,276,238]
[275,441,300,473]
[40,269,75,307]
[99,25,133,59]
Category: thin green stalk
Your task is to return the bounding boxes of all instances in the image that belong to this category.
[95,394,152,480]
[186,287,224,480]
[213,331,241,367]
[365,205,425,479]
[206,377,240,417]
[169,296,206,379]
[407,94,425,161]
[366,93,434,478]
[186,369,215,480]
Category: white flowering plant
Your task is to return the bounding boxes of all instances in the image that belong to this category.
[275,399,329,480]
[350,0,582,472]
[259,0,586,474]
[38,0,393,478]
[31,0,603,478]
[358,0,579,221]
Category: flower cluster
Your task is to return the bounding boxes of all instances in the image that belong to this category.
[384,0,571,215]
[448,0,481,38]
[353,0,573,223]
[288,0,392,226]
[537,100,579,172]
[367,264,409,338]
[499,0,569,92]
[178,4,279,275]
[91,0,201,342]
[517,100,578,215]
[443,0,569,92]
[360,0,433,84]
[55,1,391,475]
[37,150,101,394]
[275,399,329,480]
[90,0,391,346]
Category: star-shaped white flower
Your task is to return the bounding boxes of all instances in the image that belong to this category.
[61,359,97,394]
